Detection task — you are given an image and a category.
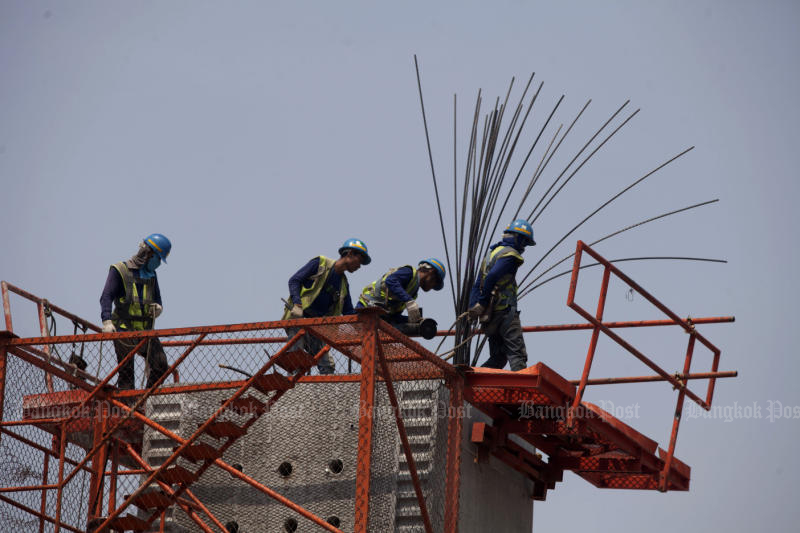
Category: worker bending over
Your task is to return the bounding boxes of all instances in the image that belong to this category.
[357,258,446,329]
[283,239,371,374]
[468,220,535,371]
[100,234,172,390]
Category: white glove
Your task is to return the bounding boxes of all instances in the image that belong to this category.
[406,300,421,323]
[290,304,304,319]
[102,320,116,333]
[467,303,486,322]
[149,303,163,318]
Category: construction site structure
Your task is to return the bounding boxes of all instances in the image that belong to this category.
[0,241,736,532]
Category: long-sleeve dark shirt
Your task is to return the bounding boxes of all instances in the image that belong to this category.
[384,266,415,303]
[100,267,162,321]
[288,257,354,317]
[469,238,524,307]
[354,266,414,323]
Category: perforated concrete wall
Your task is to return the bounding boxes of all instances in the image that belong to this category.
[140,380,533,533]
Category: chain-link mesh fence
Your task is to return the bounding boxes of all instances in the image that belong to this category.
[0,348,96,532]
[2,288,467,532]
[2,262,717,531]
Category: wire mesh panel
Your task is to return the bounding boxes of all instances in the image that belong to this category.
[0,349,93,532]
[2,304,469,533]
[0,248,735,531]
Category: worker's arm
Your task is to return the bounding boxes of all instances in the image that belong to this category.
[342,280,355,315]
[472,257,520,307]
[468,275,481,308]
[288,257,320,306]
[152,275,162,306]
[384,266,415,303]
[99,268,124,321]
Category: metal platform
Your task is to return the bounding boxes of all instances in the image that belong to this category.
[465,364,690,493]
[0,242,736,532]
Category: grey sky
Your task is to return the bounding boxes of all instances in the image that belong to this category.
[1,1,798,531]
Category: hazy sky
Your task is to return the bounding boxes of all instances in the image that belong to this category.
[1,1,798,532]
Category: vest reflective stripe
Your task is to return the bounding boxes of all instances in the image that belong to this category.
[480,246,524,311]
[283,256,348,319]
[110,262,155,331]
[358,266,419,315]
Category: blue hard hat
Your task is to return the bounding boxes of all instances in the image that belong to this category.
[419,258,446,291]
[143,233,172,263]
[339,238,371,265]
[504,219,536,246]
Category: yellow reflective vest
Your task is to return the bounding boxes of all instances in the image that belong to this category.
[282,256,348,319]
[479,246,524,311]
[358,266,419,314]
[110,262,155,331]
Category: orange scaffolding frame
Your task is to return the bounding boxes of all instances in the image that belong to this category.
[0,242,736,532]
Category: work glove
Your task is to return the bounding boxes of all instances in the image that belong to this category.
[101,320,116,333]
[406,300,421,323]
[148,303,163,318]
[290,304,304,319]
[467,303,486,322]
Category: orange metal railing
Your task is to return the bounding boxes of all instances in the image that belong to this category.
[0,283,459,532]
[0,241,737,529]
[566,240,731,490]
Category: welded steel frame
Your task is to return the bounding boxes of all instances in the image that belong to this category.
[88,329,342,533]
[0,285,466,532]
[462,363,692,492]
[1,327,347,532]
[566,240,725,491]
[0,251,735,528]
[0,341,6,447]
[353,310,378,533]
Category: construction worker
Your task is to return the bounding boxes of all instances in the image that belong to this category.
[468,219,535,371]
[283,238,371,374]
[99,234,172,390]
[356,258,446,329]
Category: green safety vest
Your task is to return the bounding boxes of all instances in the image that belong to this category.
[479,246,524,311]
[358,266,419,315]
[282,256,348,319]
[110,262,155,331]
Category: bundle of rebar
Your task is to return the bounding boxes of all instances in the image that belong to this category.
[413,57,725,365]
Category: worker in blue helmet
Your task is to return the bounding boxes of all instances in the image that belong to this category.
[468,219,535,371]
[356,257,446,327]
[282,238,371,375]
[99,233,172,389]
